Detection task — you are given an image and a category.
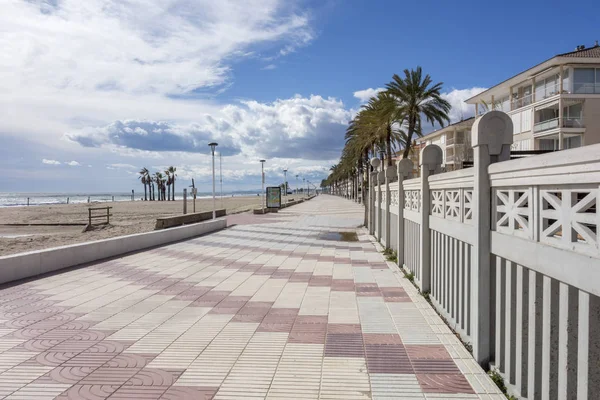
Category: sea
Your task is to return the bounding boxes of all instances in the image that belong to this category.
[0,191,263,208]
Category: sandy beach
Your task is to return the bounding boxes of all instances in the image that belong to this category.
[0,195,292,256]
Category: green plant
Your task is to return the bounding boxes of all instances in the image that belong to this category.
[405,272,414,282]
[488,369,518,400]
[383,248,394,256]
[421,290,430,302]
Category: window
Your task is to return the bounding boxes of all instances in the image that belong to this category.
[574,68,598,93]
[535,74,559,99]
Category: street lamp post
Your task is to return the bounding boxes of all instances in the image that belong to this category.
[260,159,266,210]
[295,175,299,195]
[283,168,288,203]
[209,142,218,219]
[219,152,223,209]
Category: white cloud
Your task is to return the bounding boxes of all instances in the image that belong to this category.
[66,161,81,166]
[442,87,487,123]
[42,159,61,165]
[67,94,352,161]
[106,163,137,170]
[353,87,385,103]
[262,64,277,70]
[0,0,314,146]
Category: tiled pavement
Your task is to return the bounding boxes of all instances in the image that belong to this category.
[0,195,504,399]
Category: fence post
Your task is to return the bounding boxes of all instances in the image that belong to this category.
[369,158,381,235]
[384,165,397,249]
[396,159,413,267]
[470,111,513,367]
[419,145,443,293]
[377,170,384,241]
[369,171,377,234]
[183,189,187,215]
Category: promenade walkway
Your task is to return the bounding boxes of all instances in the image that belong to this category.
[0,195,503,399]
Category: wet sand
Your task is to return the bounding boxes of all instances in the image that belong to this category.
[0,196,288,256]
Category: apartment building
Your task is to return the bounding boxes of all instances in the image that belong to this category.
[418,117,475,171]
[466,42,600,151]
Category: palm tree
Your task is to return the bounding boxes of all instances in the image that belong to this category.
[362,92,406,166]
[386,66,451,158]
[138,167,149,201]
[164,170,171,201]
[154,172,164,201]
[167,166,177,200]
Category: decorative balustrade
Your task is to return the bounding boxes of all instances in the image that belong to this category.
[362,111,599,400]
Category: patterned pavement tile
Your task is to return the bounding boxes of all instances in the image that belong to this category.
[0,195,496,399]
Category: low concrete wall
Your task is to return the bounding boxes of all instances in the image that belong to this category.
[155,209,226,229]
[0,218,227,285]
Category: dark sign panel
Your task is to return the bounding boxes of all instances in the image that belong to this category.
[266,187,281,208]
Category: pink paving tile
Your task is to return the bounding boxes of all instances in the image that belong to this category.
[325,332,364,357]
[406,344,453,360]
[46,366,97,384]
[105,353,155,368]
[109,386,169,399]
[124,368,179,386]
[365,344,413,374]
[81,367,139,385]
[363,333,403,345]
[416,374,475,394]
[159,386,218,400]
[58,384,120,400]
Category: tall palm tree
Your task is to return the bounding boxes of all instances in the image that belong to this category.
[362,92,406,166]
[154,172,164,201]
[138,167,149,201]
[386,66,451,158]
[164,170,171,201]
[167,166,177,201]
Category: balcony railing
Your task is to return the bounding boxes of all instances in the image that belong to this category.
[535,83,561,100]
[533,117,585,133]
[510,93,533,110]
[573,82,600,94]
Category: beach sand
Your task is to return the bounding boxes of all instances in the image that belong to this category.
[0,195,288,256]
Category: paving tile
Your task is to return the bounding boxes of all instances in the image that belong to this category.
[0,195,501,399]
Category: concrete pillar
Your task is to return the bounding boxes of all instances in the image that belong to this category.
[471,111,513,367]
[376,170,384,241]
[396,159,413,267]
[384,165,397,249]
[369,158,381,235]
[419,145,443,293]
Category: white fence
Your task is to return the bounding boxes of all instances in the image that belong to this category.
[366,111,599,400]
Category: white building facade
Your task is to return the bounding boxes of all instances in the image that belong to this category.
[466,43,600,151]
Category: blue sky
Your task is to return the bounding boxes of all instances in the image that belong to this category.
[0,0,597,193]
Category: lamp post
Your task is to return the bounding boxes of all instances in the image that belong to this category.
[295,174,299,195]
[260,159,266,210]
[219,152,223,209]
[209,142,218,219]
[302,177,305,197]
[283,168,288,202]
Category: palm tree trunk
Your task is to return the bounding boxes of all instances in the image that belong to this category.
[172,178,175,201]
[403,116,416,158]
[386,123,393,166]
[144,184,147,201]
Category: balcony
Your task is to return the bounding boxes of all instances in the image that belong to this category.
[510,93,533,111]
[533,117,584,134]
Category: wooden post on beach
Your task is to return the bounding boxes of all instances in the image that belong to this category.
[67,197,69,204]
[112,196,114,202]
[27,197,29,206]
[183,189,187,215]
[131,190,134,201]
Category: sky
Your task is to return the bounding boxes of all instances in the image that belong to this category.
[1,0,598,193]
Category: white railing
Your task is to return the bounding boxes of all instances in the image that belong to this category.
[533,117,559,133]
[573,82,600,94]
[363,113,599,400]
[511,93,533,110]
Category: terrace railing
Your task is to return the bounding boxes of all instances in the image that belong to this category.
[365,111,599,400]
